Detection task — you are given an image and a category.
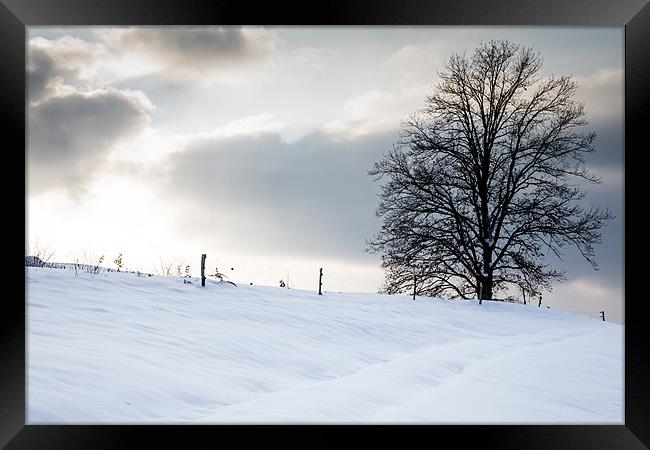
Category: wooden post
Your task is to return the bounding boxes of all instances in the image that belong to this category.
[412,275,417,301]
[201,254,206,287]
[318,268,323,295]
[601,310,605,322]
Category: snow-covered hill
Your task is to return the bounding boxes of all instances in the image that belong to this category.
[26,266,623,423]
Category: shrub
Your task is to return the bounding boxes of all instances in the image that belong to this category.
[114,253,124,272]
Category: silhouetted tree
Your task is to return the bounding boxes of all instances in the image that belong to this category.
[368,40,612,303]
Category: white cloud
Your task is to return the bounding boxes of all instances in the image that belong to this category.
[574,68,623,123]
[280,46,339,74]
[384,41,447,68]
[208,113,285,138]
[323,85,430,139]
[566,278,618,300]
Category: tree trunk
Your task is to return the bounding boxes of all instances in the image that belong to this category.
[479,275,493,301]
[482,278,493,300]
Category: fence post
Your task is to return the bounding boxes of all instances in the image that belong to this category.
[412,275,417,301]
[601,310,605,322]
[201,254,206,287]
[318,268,323,295]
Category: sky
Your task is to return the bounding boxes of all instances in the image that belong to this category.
[25,26,625,323]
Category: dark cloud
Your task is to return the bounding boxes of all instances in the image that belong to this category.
[546,67,624,293]
[534,146,623,321]
[28,89,152,195]
[27,37,154,195]
[103,27,273,76]
[161,131,395,262]
[586,118,624,169]
[27,47,56,101]
[27,46,83,101]
[543,211,624,322]
[27,37,96,102]
[543,182,623,284]
[161,125,622,304]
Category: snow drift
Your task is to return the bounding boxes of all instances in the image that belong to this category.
[26,266,623,423]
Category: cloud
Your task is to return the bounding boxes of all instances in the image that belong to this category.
[206,113,285,138]
[27,46,57,101]
[97,26,275,81]
[574,68,623,123]
[27,28,276,92]
[380,33,483,85]
[324,86,429,138]
[28,87,153,195]
[27,36,155,196]
[384,41,448,69]
[569,68,624,173]
[280,46,340,75]
[156,130,395,262]
[566,278,619,300]
[27,36,101,101]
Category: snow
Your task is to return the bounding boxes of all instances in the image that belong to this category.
[26,266,623,424]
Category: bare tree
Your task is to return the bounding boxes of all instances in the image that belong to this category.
[367,40,613,303]
[154,257,175,277]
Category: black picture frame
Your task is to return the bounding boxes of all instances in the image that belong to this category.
[4,0,648,447]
